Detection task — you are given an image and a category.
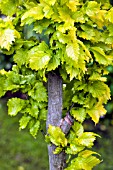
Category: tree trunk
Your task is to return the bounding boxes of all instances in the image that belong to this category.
[46,72,66,170]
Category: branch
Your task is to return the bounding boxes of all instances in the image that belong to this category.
[60,104,74,135]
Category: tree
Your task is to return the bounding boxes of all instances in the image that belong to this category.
[0,0,113,169]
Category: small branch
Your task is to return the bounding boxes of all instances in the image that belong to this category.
[59,103,74,135]
[60,113,74,135]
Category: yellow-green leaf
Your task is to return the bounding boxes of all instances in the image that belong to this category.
[48,125,67,147]
[87,104,107,124]
[71,108,86,123]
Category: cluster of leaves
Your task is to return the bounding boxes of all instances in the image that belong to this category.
[0,66,47,137]
[46,122,101,169]
[0,0,113,169]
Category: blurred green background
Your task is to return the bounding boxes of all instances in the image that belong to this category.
[0,99,48,170]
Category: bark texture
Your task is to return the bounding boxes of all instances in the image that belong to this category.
[46,72,66,170]
[46,72,74,170]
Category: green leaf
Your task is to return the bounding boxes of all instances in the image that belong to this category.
[48,125,67,147]
[66,143,85,155]
[26,103,39,119]
[87,104,107,124]
[78,150,100,158]
[28,42,51,70]
[78,132,99,147]
[53,147,63,154]
[86,1,100,17]
[89,71,107,81]
[77,39,92,59]
[0,72,7,97]
[39,108,47,120]
[21,6,44,25]
[72,122,84,137]
[71,108,86,123]
[91,47,113,65]
[0,0,19,16]
[66,0,79,12]
[45,0,56,6]
[43,4,54,19]
[13,49,28,68]
[88,81,110,102]
[7,98,27,116]
[0,28,20,51]
[105,7,113,23]
[47,51,60,71]
[66,42,79,61]
[65,65,80,80]
[65,150,101,170]
[30,120,40,138]
[19,115,31,130]
[28,82,47,102]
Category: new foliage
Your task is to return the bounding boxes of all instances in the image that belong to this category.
[0,0,113,169]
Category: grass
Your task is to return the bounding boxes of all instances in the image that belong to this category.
[0,99,48,170]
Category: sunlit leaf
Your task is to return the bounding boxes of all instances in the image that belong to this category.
[30,120,40,138]
[19,115,31,130]
[72,122,84,137]
[48,125,67,147]
[21,6,44,25]
[87,104,107,124]
[7,98,27,116]
[28,42,51,70]
[78,132,99,147]
[0,28,20,51]
[71,108,86,123]
[28,82,47,102]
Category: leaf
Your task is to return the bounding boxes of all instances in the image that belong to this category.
[66,42,79,61]
[86,1,100,17]
[47,51,60,71]
[78,132,99,147]
[65,150,101,170]
[57,6,74,25]
[78,25,96,41]
[0,28,20,51]
[72,122,84,137]
[91,47,113,65]
[89,71,107,81]
[7,98,27,116]
[48,125,67,147]
[19,115,31,130]
[66,143,85,155]
[88,81,110,102]
[48,0,56,6]
[30,120,40,138]
[78,150,100,158]
[66,0,79,12]
[71,108,86,123]
[87,104,107,124]
[53,147,63,154]
[26,103,39,119]
[39,108,47,120]
[0,0,19,16]
[77,40,92,58]
[21,6,44,25]
[0,72,7,97]
[105,7,113,23]
[65,65,80,80]
[28,42,51,70]
[13,49,28,68]
[43,4,54,19]
[28,82,47,102]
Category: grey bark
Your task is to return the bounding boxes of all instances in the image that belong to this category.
[46,72,73,170]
